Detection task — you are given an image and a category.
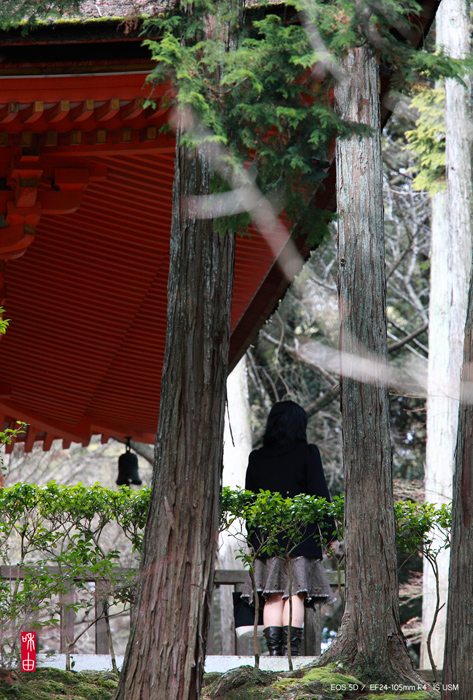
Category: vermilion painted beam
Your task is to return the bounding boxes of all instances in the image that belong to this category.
[0,106,170,136]
[0,400,94,444]
[121,97,145,120]
[0,103,18,123]
[90,420,156,444]
[0,222,36,260]
[42,433,55,452]
[21,101,44,123]
[146,95,172,119]
[46,100,70,123]
[24,423,37,452]
[0,73,162,105]
[70,99,95,122]
[32,132,175,157]
[96,98,120,121]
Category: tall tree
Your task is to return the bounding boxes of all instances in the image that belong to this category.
[316,47,419,683]
[422,0,473,668]
[112,134,235,700]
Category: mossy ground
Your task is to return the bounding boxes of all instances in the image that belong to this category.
[0,667,118,700]
[0,665,434,700]
[201,664,435,700]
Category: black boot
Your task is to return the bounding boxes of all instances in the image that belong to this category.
[281,626,304,656]
[263,626,283,656]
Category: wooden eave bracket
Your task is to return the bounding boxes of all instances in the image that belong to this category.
[0,155,107,262]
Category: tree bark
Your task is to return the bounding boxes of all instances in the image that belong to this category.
[442,273,473,697]
[317,47,419,683]
[423,0,473,668]
[112,135,235,700]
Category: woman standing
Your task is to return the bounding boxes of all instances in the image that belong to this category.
[241,400,338,657]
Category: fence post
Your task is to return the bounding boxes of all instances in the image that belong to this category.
[95,580,109,654]
[302,605,321,656]
[206,588,217,654]
[59,582,75,652]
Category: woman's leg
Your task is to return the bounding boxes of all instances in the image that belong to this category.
[281,594,305,656]
[282,593,305,628]
[263,593,284,656]
[263,592,284,627]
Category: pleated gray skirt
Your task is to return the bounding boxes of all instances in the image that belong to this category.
[240,556,337,609]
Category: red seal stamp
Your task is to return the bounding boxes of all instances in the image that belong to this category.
[21,631,36,672]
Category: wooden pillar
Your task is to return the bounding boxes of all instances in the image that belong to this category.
[206,588,216,655]
[59,585,75,652]
[302,606,321,656]
[95,581,109,654]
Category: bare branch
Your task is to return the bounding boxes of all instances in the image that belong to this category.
[387,322,429,352]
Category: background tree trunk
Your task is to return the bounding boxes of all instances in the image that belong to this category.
[216,356,252,655]
[440,2,473,694]
[442,271,473,697]
[422,187,452,670]
[113,136,235,700]
[318,47,418,683]
[422,0,473,668]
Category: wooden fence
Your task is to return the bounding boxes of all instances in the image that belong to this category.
[0,566,344,656]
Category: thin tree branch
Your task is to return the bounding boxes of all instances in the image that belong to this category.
[387,322,428,352]
[388,317,428,354]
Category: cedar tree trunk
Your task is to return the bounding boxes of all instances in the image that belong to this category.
[113,136,235,700]
[317,47,419,683]
[442,271,473,695]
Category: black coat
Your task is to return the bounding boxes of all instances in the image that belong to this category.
[245,441,336,559]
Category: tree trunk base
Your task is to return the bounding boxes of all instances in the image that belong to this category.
[315,619,426,689]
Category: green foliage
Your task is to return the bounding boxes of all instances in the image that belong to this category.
[0,422,25,452]
[223,487,336,560]
[142,0,463,240]
[394,498,450,557]
[221,486,450,560]
[144,2,349,243]
[0,306,10,335]
[0,478,451,669]
[222,486,450,670]
[0,482,150,669]
[0,421,26,493]
[405,87,446,193]
[142,0,464,242]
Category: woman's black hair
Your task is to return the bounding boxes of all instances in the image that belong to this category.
[263,400,308,447]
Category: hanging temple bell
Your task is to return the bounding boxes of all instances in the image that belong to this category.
[116,437,142,486]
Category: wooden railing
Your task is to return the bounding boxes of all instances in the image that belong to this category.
[0,565,345,656]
